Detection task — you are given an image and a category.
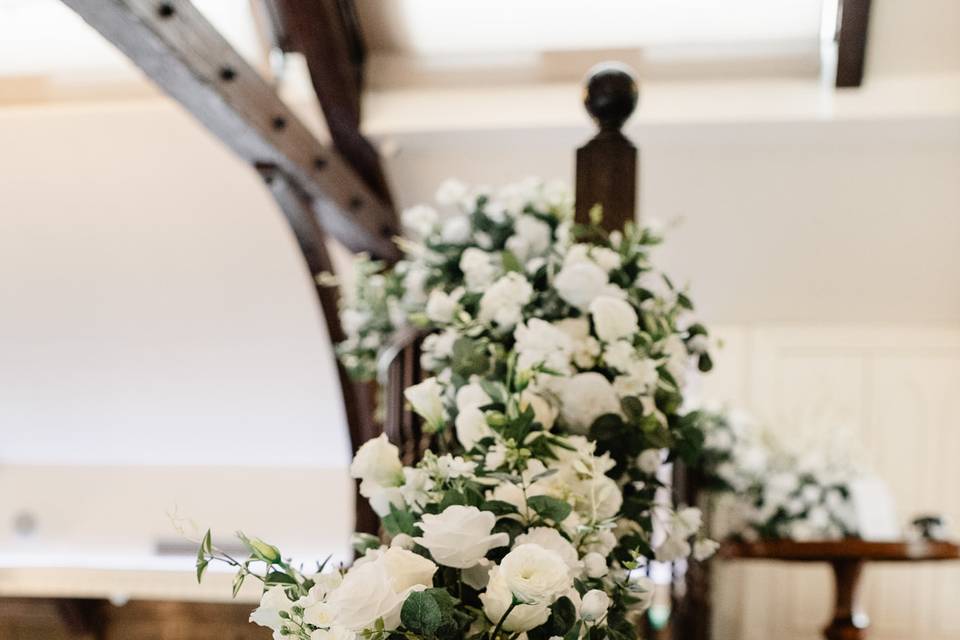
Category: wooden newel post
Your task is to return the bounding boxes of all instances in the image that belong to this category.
[575,63,640,231]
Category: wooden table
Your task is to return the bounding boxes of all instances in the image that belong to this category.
[723,539,960,640]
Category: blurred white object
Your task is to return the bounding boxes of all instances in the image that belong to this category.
[849,476,899,541]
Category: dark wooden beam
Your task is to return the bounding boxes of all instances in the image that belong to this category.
[836,0,872,88]
[265,0,394,207]
[259,164,380,535]
[61,0,399,260]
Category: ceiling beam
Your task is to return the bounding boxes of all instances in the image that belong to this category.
[836,0,872,88]
[263,0,394,207]
[61,0,400,260]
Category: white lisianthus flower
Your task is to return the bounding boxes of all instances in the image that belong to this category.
[514,528,581,577]
[481,567,551,632]
[520,390,558,430]
[673,507,704,538]
[661,334,692,387]
[457,382,492,411]
[249,585,294,631]
[400,467,433,510]
[455,406,494,450]
[478,272,534,329]
[559,372,621,433]
[420,329,457,370]
[404,377,447,432]
[425,289,461,323]
[637,449,662,475]
[414,505,510,568]
[401,204,438,238]
[627,573,656,611]
[575,474,623,520]
[402,265,429,305]
[602,340,636,373]
[553,260,608,310]
[589,296,639,343]
[580,589,611,622]
[350,434,403,498]
[582,529,618,556]
[693,538,720,561]
[499,543,573,605]
[329,548,437,631]
[583,552,608,578]
[655,534,692,562]
[441,214,471,244]
[367,486,406,517]
[459,247,498,291]
[461,558,493,590]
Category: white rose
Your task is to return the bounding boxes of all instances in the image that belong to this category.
[401,204,438,238]
[506,215,552,261]
[553,260,608,310]
[602,340,636,373]
[637,449,662,475]
[693,538,720,561]
[590,247,621,272]
[514,528,581,576]
[559,372,621,433]
[421,329,457,369]
[460,248,497,291]
[350,434,403,498]
[435,178,467,206]
[404,377,447,432]
[553,317,590,342]
[478,272,534,329]
[426,289,460,323]
[403,265,429,305]
[661,334,691,387]
[583,529,617,556]
[249,585,294,631]
[441,215,471,244]
[589,296,638,343]
[575,474,623,520]
[520,390,557,430]
[455,406,494,450]
[329,548,436,631]
[580,589,610,621]
[414,505,510,568]
[514,318,574,373]
[583,552,608,578]
[391,533,415,550]
[500,543,573,605]
[481,567,551,632]
[655,534,692,562]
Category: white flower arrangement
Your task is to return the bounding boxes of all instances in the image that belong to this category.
[197,178,719,640]
[693,409,862,542]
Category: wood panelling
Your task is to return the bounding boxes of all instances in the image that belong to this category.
[704,325,960,640]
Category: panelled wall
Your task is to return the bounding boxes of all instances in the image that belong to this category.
[704,324,960,640]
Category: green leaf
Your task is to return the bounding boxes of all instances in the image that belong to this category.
[480,500,520,516]
[502,250,523,273]
[231,571,246,599]
[621,396,646,422]
[382,503,418,537]
[526,495,572,523]
[401,590,444,635]
[452,337,490,378]
[264,571,298,585]
[529,596,578,640]
[195,558,208,584]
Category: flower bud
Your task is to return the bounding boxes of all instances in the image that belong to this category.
[580,589,610,621]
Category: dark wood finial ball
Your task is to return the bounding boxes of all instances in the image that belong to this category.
[583,62,639,131]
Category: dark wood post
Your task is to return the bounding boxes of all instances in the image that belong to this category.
[575,63,639,230]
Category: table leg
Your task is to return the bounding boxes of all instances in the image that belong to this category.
[824,559,870,640]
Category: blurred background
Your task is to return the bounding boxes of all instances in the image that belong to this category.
[1,1,958,638]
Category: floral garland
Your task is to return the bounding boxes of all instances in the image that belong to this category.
[694,410,861,542]
[198,178,718,640]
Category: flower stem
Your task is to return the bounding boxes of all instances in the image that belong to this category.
[490,601,518,639]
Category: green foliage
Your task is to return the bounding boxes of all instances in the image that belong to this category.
[401,588,460,639]
[526,495,572,524]
[527,596,577,640]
